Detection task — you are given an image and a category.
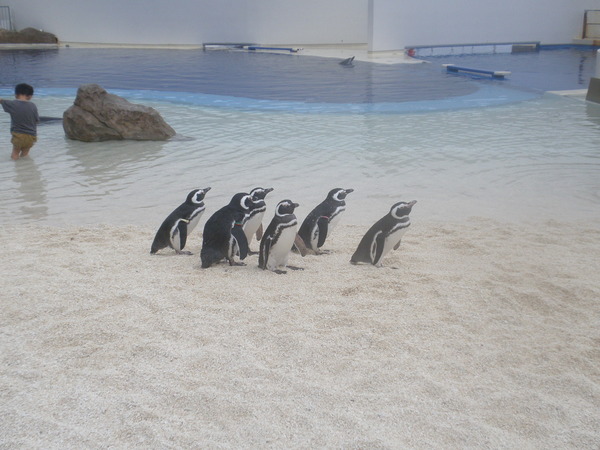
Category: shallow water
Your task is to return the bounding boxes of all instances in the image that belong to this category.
[1,93,599,227]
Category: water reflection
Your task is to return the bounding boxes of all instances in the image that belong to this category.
[64,138,167,186]
[13,158,48,219]
[585,101,600,129]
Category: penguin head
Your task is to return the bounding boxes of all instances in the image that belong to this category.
[250,187,274,201]
[275,199,299,216]
[188,187,211,204]
[229,192,253,211]
[328,188,354,202]
[390,200,417,219]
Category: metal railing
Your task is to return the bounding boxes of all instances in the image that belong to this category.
[0,6,14,31]
[583,10,600,39]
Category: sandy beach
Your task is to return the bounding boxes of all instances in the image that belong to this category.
[1,217,599,448]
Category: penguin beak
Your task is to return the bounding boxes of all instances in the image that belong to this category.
[293,203,300,208]
[408,200,417,207]
[266,188,274,194]
[345,189,354,194]
[204,187,212,192]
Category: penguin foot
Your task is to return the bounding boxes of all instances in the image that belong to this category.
[247,250,259,256]
[287,266,304,271]
[273,269,288,275]
[228,260,247,266]
[176,250,193,255]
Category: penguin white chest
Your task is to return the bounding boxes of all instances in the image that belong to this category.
[268,224,297,270]
[244,210,265,241]
[187,206,205,234]
[327,206,346,237]
[374,224,409,266]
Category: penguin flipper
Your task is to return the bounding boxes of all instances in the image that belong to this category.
[373,231,386,266]
[178,220,189,251]
[256,223,264,241]
[260,237,272,270]
[231,225,249,260]
[316,216,329,248]
[294,234,315,256]
[171,219,190,254]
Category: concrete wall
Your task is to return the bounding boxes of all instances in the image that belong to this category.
[3,0,599,49]
[369,0,600,51]
[2,0,368,45]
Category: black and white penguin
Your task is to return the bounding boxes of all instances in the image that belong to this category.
[243,187,274,250]
[297,188,354,253]
[350,200,417,267]
[200,192,252,268]
[150,187,211,255]
[259,199,303,274]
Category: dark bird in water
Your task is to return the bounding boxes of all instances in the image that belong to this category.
[339,56,355,66]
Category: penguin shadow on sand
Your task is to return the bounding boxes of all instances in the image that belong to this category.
[350,200,417,269]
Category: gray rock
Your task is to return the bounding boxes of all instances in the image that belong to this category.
[63,84,176,142]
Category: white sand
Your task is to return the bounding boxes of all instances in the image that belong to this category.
[1,218,599,448]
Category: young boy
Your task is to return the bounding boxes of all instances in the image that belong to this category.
[0,83,40,160]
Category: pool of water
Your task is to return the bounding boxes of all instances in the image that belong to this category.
[1,48,483,105]
[420,46,599,93]
[1,93,599,227]
[0,47,599,227]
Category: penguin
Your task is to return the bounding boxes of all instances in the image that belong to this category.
[350,200,417,267]
[259,199,304,274]
[243,187,274,251]
[200,192,252,268]
[150,187,211,255]
[297,188,354,253]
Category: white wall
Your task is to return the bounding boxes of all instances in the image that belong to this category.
[3,0,368,45]
[370,0,600,51]
[3,0,599,49]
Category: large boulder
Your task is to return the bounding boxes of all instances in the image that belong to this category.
[0,27,58,44]
[63,84,176,142]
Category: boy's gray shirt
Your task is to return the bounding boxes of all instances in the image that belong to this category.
[1,99,39,136]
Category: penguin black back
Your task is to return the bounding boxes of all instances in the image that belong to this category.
[201,192,252,268]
